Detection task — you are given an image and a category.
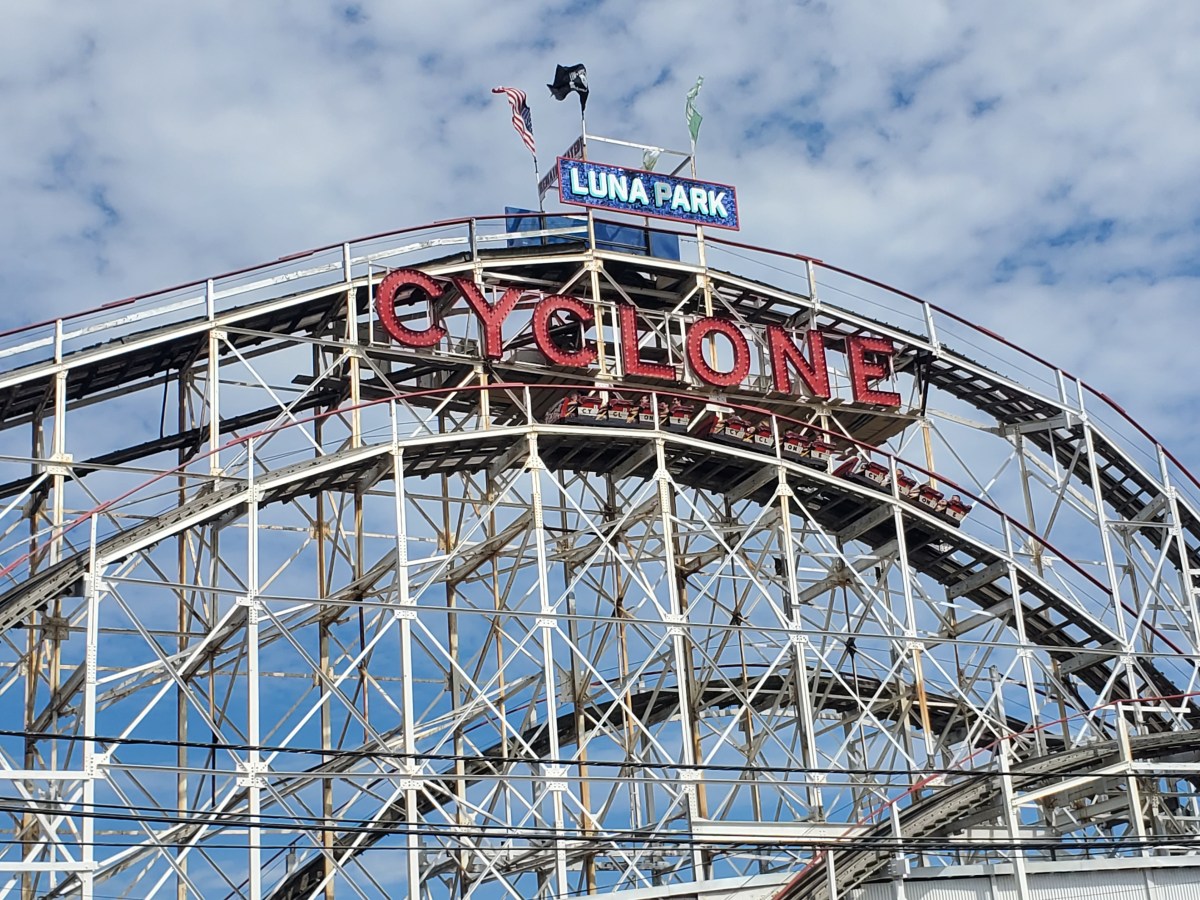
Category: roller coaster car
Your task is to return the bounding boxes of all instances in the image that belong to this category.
[915,483,944,513]
[782,431,835,470]
[667,401,694,431]
[545,395,575,424]
[576,395,606,421]
[809,439,835,463]
[781,432,809,457]
[912,484,972,525]
[829,457,975,527]
[637,398,665,427]
[942,494,972,524]
[753,422,776,449]
[709,414,753,445]
[835,458,891,490]
[546,394,606,425]
[547,394,698,432]
[607,398,638,425]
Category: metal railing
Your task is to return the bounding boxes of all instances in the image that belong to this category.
[0,210,1195,516]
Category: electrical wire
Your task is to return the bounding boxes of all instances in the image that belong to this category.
[0,791,1198,855]
[3,724,1200,782]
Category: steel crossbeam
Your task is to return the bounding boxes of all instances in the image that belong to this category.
[0,230,1198,900]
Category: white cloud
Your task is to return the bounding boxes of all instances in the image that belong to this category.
[0,0,1197,454]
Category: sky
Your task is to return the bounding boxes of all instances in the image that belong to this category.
[0,6,1195,890]
[2,0,1199,458]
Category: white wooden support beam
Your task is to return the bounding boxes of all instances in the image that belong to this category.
[945,560,1008,601]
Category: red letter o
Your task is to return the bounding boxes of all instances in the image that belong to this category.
[686,317,751,388]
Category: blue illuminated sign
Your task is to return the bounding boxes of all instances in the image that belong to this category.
[558,158,739,230]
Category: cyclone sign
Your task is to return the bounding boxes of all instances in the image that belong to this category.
[374,268,900,407]
[558,157,739,230]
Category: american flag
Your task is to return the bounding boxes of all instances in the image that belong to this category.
[492,86,536,156]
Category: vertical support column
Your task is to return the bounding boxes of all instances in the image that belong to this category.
[208,327,222,476]
[587,257,610,378]
[652,435,707,879]
[887,462,933,761]
[775,467,826,819]
[355,489,367,738]
[484,460,514,874]
[689,142,707,279]
[46,334,68,855]
[889,805,908,900]
[1077,396,1139,711]
[996,742,1032,900]
[556,475,596,892]
[1056,370,1071,409]
[1157,447,1200,654]
[806,259,820,311]
[80,519,101,900]
[437,454,468,895]
[392,446,423,897]
[49,363,66,567]
[318,606,334,898]
[993,680,1031,900]
[526,432,571,898]
[344,243,361,450]
[245,439,263,900]
[21,325,66,898]
[774,464,838,895]
[177,368,191,900]
[315,416,335,900]
[1014,432,1045,577]
[1015,428,1068,763]
[921,301,940,355]
[1117,703,1150,856]
[1002,521,1046,759]
[695,223,712,320]
[22,403,42,893]
[605,470,647,834]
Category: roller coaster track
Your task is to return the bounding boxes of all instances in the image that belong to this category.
[40,661,1031,898]
[2,221,1198,898]
[266,669,1063,900]
[773,724,1200,900]
[2,424,1190,721]
[4,422,1194,897]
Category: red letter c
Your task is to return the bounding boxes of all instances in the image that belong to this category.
[375,269,448,348]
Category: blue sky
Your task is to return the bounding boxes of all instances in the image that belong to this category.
[2,0,1199,454]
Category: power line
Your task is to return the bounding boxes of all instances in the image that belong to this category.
[2,791,1199,855]
[4,725,1198,782]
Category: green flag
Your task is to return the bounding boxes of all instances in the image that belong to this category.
[642,148,661,171]
[685,76,704,145]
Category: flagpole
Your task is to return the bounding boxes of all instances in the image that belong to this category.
[685,77,709,318]
[532,154,544,214]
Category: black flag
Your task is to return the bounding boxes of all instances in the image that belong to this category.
[547,64,588,113]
